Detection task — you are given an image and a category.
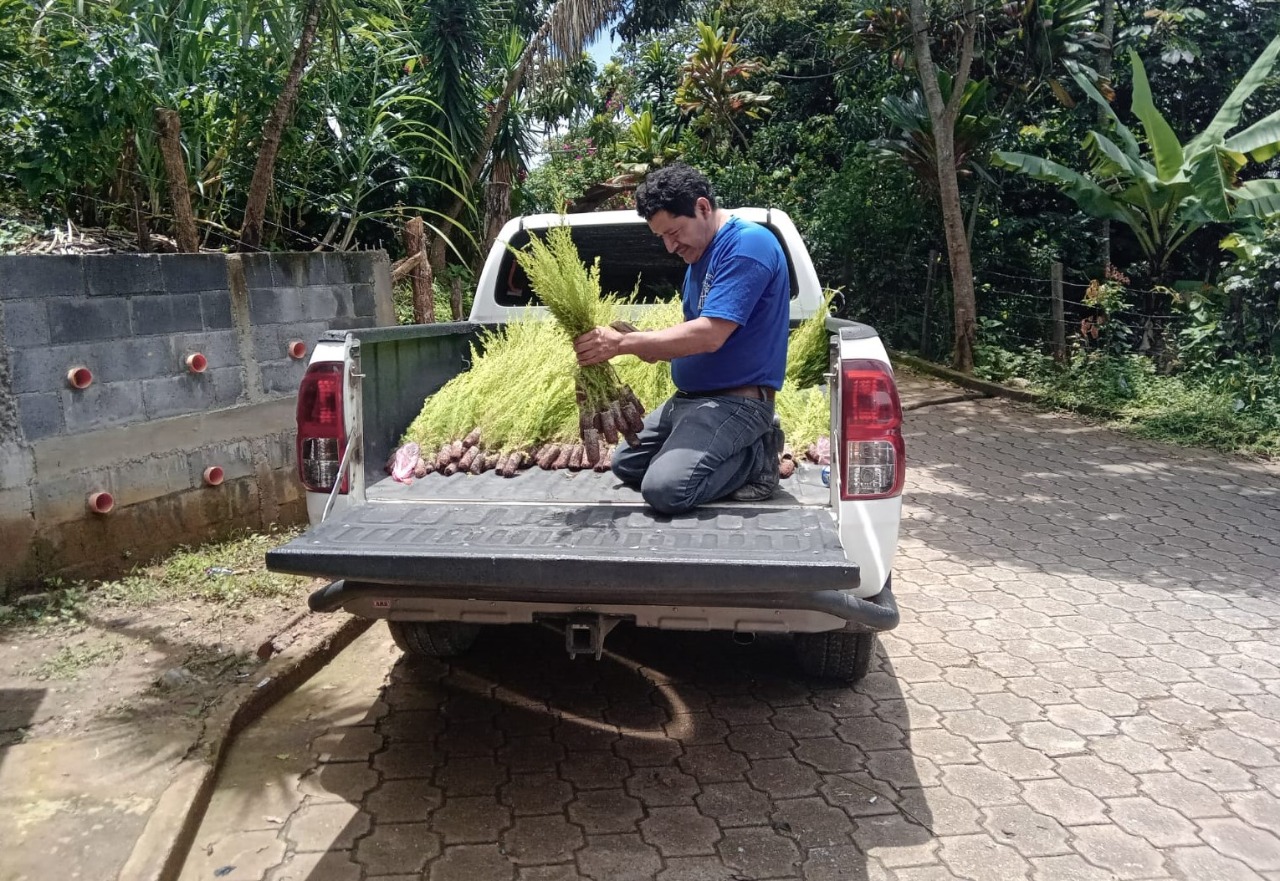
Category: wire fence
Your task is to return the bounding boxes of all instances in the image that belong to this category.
[839,250,1194,365]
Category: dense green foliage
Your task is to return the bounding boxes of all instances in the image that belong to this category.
[3,0,1278,456]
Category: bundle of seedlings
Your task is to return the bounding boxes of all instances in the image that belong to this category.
[512,224,647,464]
[786,289,838,389]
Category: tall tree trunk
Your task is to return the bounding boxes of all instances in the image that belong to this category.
[908,0,978,372]
[238,0,323,251]
[1098,0,1116,268]
[154,108,200,252]
[480,159,514,267]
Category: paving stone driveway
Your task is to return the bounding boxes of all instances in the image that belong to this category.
[181,390,1280,881]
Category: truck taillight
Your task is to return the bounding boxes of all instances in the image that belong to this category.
[297,362,347,493]
[839,359,905,500]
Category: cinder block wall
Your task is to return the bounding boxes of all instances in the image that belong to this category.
[0,251,395,593]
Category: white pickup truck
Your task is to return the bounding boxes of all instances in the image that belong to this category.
[266,208,905,682]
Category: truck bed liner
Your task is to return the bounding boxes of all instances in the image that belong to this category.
[266,463,857,598]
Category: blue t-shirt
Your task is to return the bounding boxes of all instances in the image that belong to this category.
[671,216,789,393]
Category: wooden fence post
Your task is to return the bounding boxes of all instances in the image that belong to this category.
[403,217,434,324]
[1050,261,1067,363]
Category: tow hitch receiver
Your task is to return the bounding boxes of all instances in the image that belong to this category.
[564,614,622,660]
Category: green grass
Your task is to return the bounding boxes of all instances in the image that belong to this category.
[27,640,126,680]
[974,348,1280,459]
[1,526,310,631]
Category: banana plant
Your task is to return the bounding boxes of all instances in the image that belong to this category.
[993,35,1280,281]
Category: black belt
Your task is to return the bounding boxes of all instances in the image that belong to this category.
[681,384,777,401]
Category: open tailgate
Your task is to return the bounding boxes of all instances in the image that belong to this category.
[268,501,859,598]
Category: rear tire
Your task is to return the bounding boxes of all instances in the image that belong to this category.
[387,620,480,657]
[794,630,878,683]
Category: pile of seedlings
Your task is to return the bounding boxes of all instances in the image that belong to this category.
[392,243,839,481]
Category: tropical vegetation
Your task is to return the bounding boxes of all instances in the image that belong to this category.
[3,0,1279,456]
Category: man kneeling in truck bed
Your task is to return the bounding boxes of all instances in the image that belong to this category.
[573,163,789,514]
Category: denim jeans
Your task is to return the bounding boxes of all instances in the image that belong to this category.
[612,392,776,515]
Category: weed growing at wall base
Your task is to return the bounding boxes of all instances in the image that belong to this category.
[0,526,309,631]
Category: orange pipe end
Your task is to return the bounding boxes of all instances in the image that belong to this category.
[186,353,208,374]
[67,366,93,389]
[202,466,224,487]
[287,340,307,359]
[87,491,114,514]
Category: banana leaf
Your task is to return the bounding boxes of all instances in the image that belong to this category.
[1127,49,1184,181]
[1186,33,1280,155]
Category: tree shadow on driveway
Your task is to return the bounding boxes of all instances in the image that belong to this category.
[276,620,934,880]
[901,398,1280,597]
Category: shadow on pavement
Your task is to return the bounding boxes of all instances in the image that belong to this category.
[0,687,43,759]
[902,400,1280,595]
[299,621,932,880]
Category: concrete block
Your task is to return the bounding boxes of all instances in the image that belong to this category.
[160,254,228,292]
[32,469,107,525]
[96,337,175,384]
[85,255,161,296]
[0,485,36,576]
[352,283,376,318]
[0,300,51,349]
[171,330,241,370]
[370,251,395,326]
[263,432,297,470]
[272,253,328,287]
[48,298,131,344]
[18,392,64,441]
[186,440,256,486]
[63,381,144,433]
[110,451,194,508]
[141,372,220,420]
[252,324,284,363]
[278,321,331,357]
[131,292,203,336]
[0,441,34,491]
[328,251,379,285]
[200,291,234,330]
[209,366,246,408]
[249,287,305,324]
[260,359,308,396]
[10,345,74,394]
[0,255,85,299]
[300,285,355,321]
[241,254,274,289]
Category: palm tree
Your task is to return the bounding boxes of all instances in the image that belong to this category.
[427,0,631,272]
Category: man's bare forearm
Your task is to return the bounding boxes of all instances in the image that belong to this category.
[618,317,736,362]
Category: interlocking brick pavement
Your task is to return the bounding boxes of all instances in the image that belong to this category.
[182,392,1280,881]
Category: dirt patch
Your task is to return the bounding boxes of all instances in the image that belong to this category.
[0,530,330,750]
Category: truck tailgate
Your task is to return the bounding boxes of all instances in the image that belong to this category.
[266,499,858,598]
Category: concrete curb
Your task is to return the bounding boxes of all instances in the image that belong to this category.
[889,350,1041,404]
[117,613,373,881]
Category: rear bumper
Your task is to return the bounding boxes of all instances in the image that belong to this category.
[307,577,900,633]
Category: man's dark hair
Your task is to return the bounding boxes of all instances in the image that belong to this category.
[634,164,717,220]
